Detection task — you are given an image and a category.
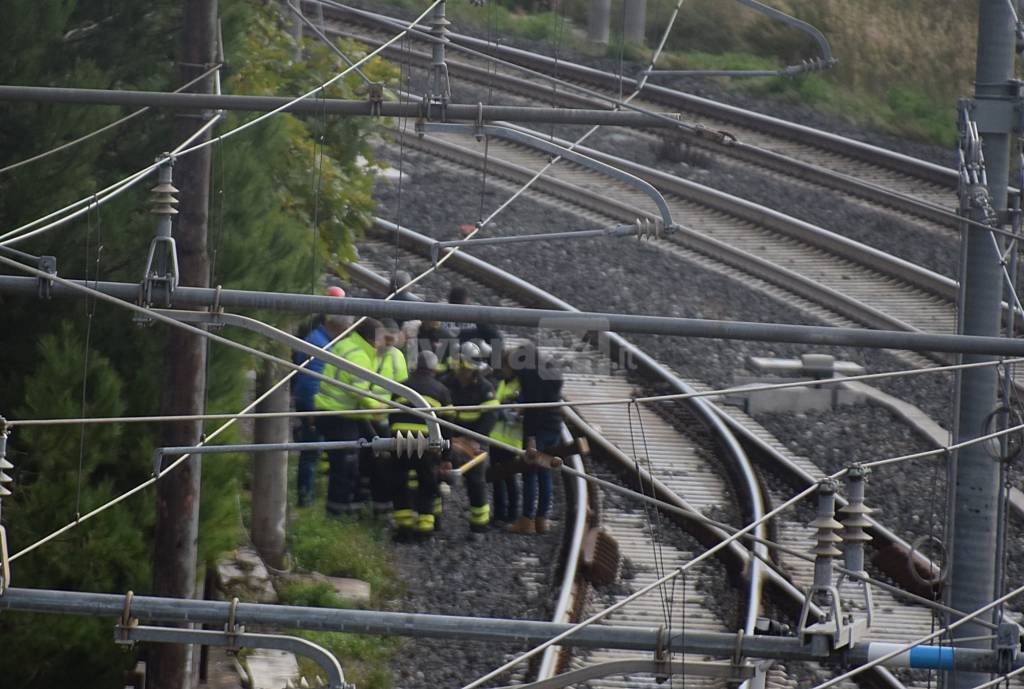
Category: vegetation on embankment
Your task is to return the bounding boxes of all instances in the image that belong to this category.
[380,0,980,146]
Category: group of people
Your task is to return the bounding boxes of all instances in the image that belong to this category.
[292,284,564,541]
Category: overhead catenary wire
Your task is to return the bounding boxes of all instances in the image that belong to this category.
[9,353,1024,427]
[2,275,1007,632]
[0,63,222,176]
[316,1,1024,243]
[0,252,525,563]
[0,112,224,248]
[0,2,441,249]
[457,481,822,689]
[4,246,999,634]
[286,0,375,85]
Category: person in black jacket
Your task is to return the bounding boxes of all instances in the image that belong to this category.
[440,341,498,533]
[389,351,452,540]
[506,342,563,535]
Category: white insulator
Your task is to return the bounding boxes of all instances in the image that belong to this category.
[393,430,430,458]
[635,217,663,240]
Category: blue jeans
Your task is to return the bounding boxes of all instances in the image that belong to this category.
[490,448,519,523]
[295,402,321,506]
[522,428,560,519]
[315,415,362,514]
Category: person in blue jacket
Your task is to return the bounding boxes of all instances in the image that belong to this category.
[292,286,349,507]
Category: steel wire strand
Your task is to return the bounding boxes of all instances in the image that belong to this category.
[0,254,527,563]
[10,355,1024,427]
[170,0,441,163]
[968,664,1024,689]
[286,0,374,85]
[0,171,518,562]
[806,581,1024,689]
[0,113,223,247]
[556,461,992,629]
[0,63,222,176]
[0,3,439,248]
[323,1,1024,241]
[314,0,698,134]
[2,248,1010,631]
[458,481,822,689]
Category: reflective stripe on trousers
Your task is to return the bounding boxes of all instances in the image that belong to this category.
[468,503,490,526]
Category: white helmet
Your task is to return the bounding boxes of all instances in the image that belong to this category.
[456,341,486,370]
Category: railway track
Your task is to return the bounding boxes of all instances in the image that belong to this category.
[312,7,972,376]
[319,1,969,236]
[350,221,972,689]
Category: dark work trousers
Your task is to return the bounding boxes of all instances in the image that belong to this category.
[391,454,440,533]
[490,446,520,524]
[359,420,392,512]
[295,401,321,507]
[453,452,490,531]
[315,415,362,515]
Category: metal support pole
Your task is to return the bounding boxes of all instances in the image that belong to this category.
[587,0,611,45]
[9,273,1024,356]
[0,86,691,128]
[950,5,1016,688]
[428,220,664,264]
[0,587,1017,672]
[623,0,646,45]
[251,362,289,570]
[151,436,435,474]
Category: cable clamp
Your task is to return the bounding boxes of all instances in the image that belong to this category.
[36,255,57,299]
[653,625,669,681]
[733,628,745,666]
[225,596,243,650]
[207,284,226,330]
[367,82,384,116]
[475,102,485,139]
[115,590,138,645]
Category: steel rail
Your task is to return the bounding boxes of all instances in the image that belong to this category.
[403,131,946,336]
[369,220,966,689]
[319,2,958,189]
[321,17,966,234]
[369,220,775,635]
[346,253,588,683]
[323,1,1015,245]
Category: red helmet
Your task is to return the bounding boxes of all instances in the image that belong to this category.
[325,285,345,298]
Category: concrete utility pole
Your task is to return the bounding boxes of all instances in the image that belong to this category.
[623,0,646,45]
[586,0,611,45]
[251,362,289,570]
[150,1,218,687]
[949,2,1016,688]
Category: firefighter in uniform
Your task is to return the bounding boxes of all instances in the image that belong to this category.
[388,350,452,540]
[314,318,385,516]
[439,341,499,533]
